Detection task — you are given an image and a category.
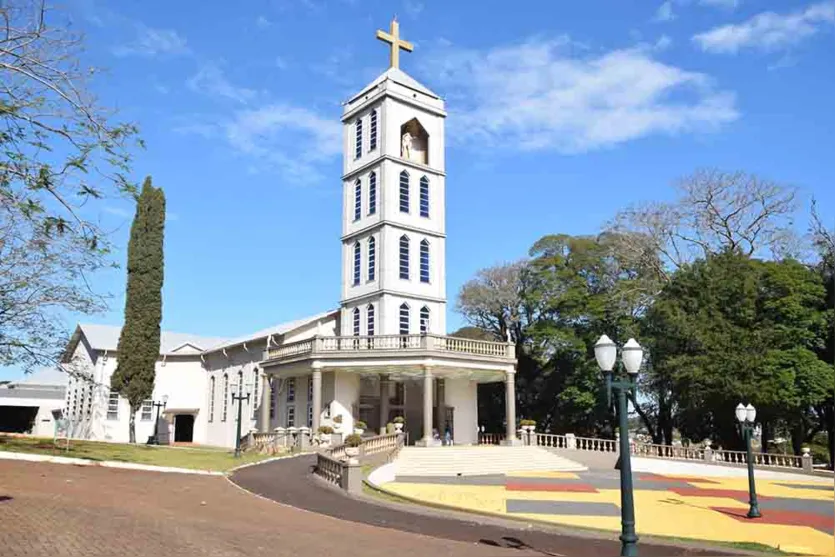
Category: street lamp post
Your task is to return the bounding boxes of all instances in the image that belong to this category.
[148,395,169,445]
[595,335,643,557]
[736,403,761,519]
[231,381,251,458]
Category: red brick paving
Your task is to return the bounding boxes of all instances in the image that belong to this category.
[505,482,599,493]
[637,474,720,484]
[668,487,771,501]
[0,460,530,557]
[711,506,834,533]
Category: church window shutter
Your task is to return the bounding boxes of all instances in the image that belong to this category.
[399,303,410,335]
[420,306,430,334]
[368,172,377,215]
[353,308,361,336]
[222,374,229,422]
[209,376,215,422]
[399,235,410,279]
[369,109,378,151]
[355,119,363,159]
[420,239,430,283]
[367,304,375,336]
[353,241,361,286]
[399,170,410,213]
[420,176,429,217]
[354,179,362,221]
[368,237,376,281]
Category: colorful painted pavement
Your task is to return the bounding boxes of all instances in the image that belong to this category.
[382,470,835,555]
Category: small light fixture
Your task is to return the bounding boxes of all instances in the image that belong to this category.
[162,394,169,405]
[594,335,617,372]
[621,338,644,375]
[735,403,747,423]
[745,403,756,423]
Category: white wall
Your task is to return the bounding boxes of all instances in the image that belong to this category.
[445,378,478,445]
[0,394,63,437]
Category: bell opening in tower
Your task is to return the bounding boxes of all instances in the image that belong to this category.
[400,118,429,165]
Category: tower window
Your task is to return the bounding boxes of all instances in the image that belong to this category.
[399,170,409,213]
[399,235,410,280]
[367,304,375,336]
[367,236,376,281]
[369,109,377,151]
[420,239,430,283]
[420,306,430,334]
[353,308,360,336]
[368,171,377,215]
[353,241,361,286]
[420,176,429,218]
[354,179,362,221]
[355,119,362,159]
[399,303,410,335]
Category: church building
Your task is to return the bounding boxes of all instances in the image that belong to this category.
[59,19,519,448]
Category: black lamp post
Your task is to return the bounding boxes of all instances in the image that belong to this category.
[736,402,761,519]
[595,335,643,557]
[148,395,169,445]
[231,381,251,458]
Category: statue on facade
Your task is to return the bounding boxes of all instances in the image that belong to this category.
[401,131,413,160]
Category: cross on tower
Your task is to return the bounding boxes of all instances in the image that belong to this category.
[376,17,413,70]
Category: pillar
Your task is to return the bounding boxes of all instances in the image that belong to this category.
[379,375,390,434]
[503,369,519,445]
[259,373,271,432]
[421,367,434,445]
[311,367,322,433]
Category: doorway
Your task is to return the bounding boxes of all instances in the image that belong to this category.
[174,414,194,442]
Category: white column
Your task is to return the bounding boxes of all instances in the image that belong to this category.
[259,372,271,432]
[422,367,434,445]
[312,367,322,433]
[504,369,518,445]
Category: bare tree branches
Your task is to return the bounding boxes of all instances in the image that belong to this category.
[605,169,798,282]
[455,260,529,342]
[1,1,140,371]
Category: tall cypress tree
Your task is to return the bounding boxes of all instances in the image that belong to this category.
[111,177,165,443]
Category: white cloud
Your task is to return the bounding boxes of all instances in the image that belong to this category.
[693,1,835,53]
[404,0,424,18]
[256,15,272,29]
[223,104,341,182]
[419,37,738,154]
[103,205,133,218]
[187,62,257,104]
[654,1,676,22]
[113,25,190,57]
[699,0,741,9]
[655,34,674,50]
[275,55,289,70]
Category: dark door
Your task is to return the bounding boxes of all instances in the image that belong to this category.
[174,414,194,442]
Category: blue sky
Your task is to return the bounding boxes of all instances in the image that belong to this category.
[5,0,835,380]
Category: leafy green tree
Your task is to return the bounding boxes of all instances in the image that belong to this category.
[111,178,165,443]
[645,251,831,451]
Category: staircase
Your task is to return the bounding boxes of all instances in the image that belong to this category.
[392,446,586,477]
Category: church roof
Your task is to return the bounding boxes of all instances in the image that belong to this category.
[202,309,338,354]
[65,323,229,360]
[350,67,439,103]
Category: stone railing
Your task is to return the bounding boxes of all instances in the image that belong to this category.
[709,448,804,469]
[240,427,313,454]
[633,442,705,461]
[478,432,505,445]
[314,433,405,493]
[266,334,515,362]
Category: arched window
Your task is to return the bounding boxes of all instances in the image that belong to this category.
[367,304,375,336]
[399,303,410,335]
[420,176,429,217]
[420,306,430,334]
[354,178,362,221]
[399,235,410,279]
[399,170,410,213]
[368,171,377,215]
[353,308,360,336]
[209,376,215,422]
[353,242,361,286]
[420,239,430,283]
[222,374,229,422]
[367,237,376,281]
[369,109,378,151]
[355,118,362,159]
[251,368,259,420]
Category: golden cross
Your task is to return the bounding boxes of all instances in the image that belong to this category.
[376,17,413,70]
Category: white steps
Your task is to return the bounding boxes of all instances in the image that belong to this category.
[392,446,586,477]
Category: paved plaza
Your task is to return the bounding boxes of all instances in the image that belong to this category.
[380,464,835,555]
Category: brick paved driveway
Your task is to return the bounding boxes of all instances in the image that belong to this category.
[0,460,530,557]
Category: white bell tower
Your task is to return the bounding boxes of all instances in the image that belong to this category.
[339,18,447,338]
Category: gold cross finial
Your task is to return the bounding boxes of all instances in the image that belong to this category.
[376,17,413,69]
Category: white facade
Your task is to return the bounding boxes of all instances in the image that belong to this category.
[0,368,66,437]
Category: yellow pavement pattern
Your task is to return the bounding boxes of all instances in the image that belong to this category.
[382,474,835,556]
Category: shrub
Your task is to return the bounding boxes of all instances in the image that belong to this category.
[393,416,405,424]
[386,422,395,434]
[333,414,343,424]
[317,425,334,434]
[520,419,536,427]
[354,420,367,430]
[345,433,363,447]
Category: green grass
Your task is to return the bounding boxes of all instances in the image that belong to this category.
[0,435,275,472]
